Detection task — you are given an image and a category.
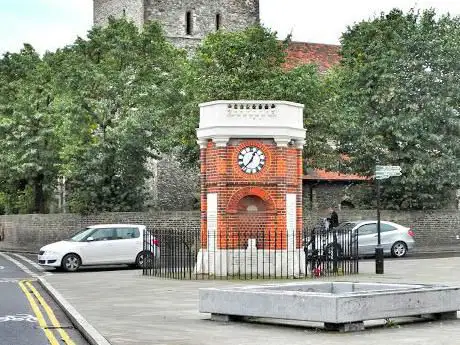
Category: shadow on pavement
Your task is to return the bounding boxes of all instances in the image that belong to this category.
[47,265,138,274]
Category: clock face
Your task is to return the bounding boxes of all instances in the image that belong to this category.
[238,146,266,174]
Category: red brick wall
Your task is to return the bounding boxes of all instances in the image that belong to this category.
[200,139,303,250]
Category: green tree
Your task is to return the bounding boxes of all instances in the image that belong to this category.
[51,18,186,213]
[175,25,330,169]
[336,9,460,209]
[0,45,61,213]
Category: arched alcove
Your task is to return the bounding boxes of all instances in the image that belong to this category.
[224,187,277,249]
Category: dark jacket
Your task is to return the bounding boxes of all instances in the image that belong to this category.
[329,211,339,228]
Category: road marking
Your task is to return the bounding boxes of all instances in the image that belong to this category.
[12,253,52,275]
[0,313,37,323]
[0,265,4,269]
[0,278,35,283]
[0,252,51,277]
[25,281,76,345]
[0,252,38,278]
[19,280,60,345]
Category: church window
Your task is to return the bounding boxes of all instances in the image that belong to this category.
[186,11,193,35]
[216,13,221,31]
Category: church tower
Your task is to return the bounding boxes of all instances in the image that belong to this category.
[93,0,260,49]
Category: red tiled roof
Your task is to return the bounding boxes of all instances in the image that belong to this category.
[285,41,341,71]
[303,169,370,181]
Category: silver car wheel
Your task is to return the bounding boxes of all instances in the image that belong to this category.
[62,254,80,272]
[391,242,407,258]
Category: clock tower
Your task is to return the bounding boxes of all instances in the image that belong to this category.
[195,100,306,277]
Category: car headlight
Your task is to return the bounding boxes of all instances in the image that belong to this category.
[43,251,59,256]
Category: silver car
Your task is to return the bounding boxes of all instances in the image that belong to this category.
[304,220,415,259]
[336,220,415,258]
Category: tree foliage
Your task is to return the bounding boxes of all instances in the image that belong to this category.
[0,45,61,213]
[2,12,457,214]
[336,9,460,209]
[174,25,330,168]
[50,19,186,213]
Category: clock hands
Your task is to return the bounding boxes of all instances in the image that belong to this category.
[244,151,257,169]
[238,146,265,174]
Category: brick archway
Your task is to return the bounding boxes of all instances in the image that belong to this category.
[224,187,277,249]
[226,186,276,213]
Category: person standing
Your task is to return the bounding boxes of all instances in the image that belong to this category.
[328,207,339,230]
[328,207,340,273]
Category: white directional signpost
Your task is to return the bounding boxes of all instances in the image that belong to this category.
[375,165,402,274]
[375,165,402,180]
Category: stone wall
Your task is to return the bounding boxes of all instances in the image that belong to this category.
[0,212,200,252]
[304,209,460,248]
[1,209,459,253]
[93,0,145,27]
[303,182,375,210]
[93,0,260,48]
[144,156,199,211]
[144,0,259,39]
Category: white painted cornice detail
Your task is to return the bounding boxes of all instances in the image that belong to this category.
[197,100,306,144]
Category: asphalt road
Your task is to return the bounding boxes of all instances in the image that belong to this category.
[0,252,89,345]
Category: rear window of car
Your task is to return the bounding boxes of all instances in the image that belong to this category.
[381,223,397,232]
[356,223,377,235]
[115,228,140,239]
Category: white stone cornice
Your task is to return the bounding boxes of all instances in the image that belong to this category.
[196,100,306,145]
[197,139,208,149]
[213,137,229,147]
[295,140,306,149]
[274,138,291,147]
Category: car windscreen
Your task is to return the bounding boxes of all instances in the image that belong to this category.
[69,228,94,242]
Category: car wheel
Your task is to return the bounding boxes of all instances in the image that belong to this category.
[391,241,407,258]
[61,253,81,272]
[136,251,154,269]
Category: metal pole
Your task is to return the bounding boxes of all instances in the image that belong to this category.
[375,179,384,274]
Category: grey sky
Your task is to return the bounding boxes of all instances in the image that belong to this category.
[1,0,460,55]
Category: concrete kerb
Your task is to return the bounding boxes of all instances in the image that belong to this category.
[37,276,112,345]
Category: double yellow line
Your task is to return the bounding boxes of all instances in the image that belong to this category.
[19,280,76,345]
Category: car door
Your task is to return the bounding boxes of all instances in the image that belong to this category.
[112,227,142,263]
[380,223,398,253]
[80,227,117,264]
[355,223,378,255]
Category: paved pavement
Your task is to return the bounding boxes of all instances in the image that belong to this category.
[0,252,89,345]
[35,256,460,345]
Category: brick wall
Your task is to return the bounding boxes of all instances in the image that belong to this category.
[200,139,303,250]
[0,209,458,253]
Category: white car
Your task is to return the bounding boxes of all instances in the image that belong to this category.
[38,224,159,272]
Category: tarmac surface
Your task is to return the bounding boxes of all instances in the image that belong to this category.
[0,252,89,345]
[39,254,460,345]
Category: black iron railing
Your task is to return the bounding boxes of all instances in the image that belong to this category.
[143,227,359,279]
